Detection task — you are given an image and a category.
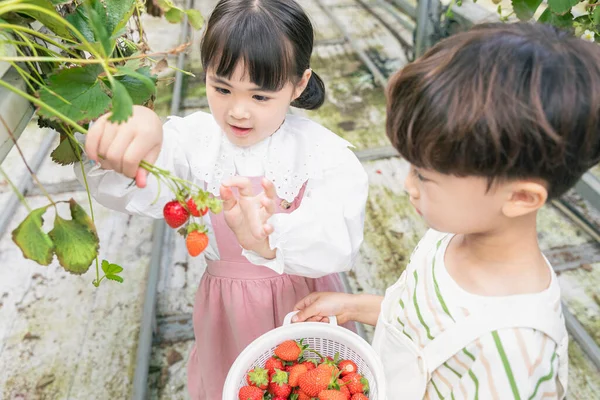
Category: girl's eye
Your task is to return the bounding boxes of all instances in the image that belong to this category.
[253,95,269,102]
[215,87,230,95]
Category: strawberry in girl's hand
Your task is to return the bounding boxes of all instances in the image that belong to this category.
[341,373,369,395]
[269,370,292,398]
[246,367,269,390]
[238,385,263,400]
[163,200,189,228]
[274,339,307,361]
[265,357,284,374]
[338,360,358,377]
[319,390,348,400]
[186,229,208,257]
[298,365,334,397]
[351,393,370,400]
[187,197,208,217]
[288,363,308,387]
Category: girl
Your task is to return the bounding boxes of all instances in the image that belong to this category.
[291,22,599,399]
[76,0,368,398]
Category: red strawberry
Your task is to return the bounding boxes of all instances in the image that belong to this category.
[301,360,317,371]
[318,362,339,377]
[274,339,306,362]
[288,363,308,387]
[186,230,208,256]
[319,390,348,400]
[351,394,369,400]
[285,361,299,372]
[273,397,287,400]
[238,385,263,400]
[293,388,312,400]
[163,200,189,228]
[337,379,351,399]
[246,367,269,390]
[338,360,358,377]
[298,365,334,397]
[341,373,369,395]
[186,197,208,217]
[265,357,284,375]
[269,369,292,398]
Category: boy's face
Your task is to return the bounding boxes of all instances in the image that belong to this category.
[404,165,515,234]
[205,63,307,147]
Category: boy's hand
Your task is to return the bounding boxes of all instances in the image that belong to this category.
[292,292,356,325]
[85,105,163,188]
[220,177,278,258]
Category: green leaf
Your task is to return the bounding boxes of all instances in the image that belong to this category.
[37,64,111,124]
[547,0,579,15]
[115,66,157,101]
[65,6,96,43]
[164,7,184,24]
[101,0,136,38]
[185,9,204,30]
[49,199,99,274]
[106,274,124,283]
[85,1,112,56]
[538,8,574,28]
[108,79,134,123]
[20,0,73,39]
[594,6,600,25]
[51,136,81,166]
[12,206,54,266]
[101,259,123,275]
[511,0,544,21]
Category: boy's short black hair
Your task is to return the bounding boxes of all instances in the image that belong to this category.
[386,22,600,199]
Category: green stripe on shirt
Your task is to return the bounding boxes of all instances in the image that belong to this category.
[413,270,434,340]
[492,331,521,400]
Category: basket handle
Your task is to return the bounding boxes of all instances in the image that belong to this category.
[283,311,338,326]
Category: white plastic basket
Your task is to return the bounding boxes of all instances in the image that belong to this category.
[223,311,386,400]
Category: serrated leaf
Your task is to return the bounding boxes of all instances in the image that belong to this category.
[65,6,96,43]
[37,64,111,124]
[106,274,124,283]
[12,206,54,266]
[185,9,204,30]
[115,66,157,104]
[108,79,134,123]
[20,0,73,39]
[85,1,112,56]
[538,8,574,28]
[49,199,99,274]
[547,0,579,15]
[101,259,123,275]
[511,0,544,20]
[165,7,184,24]
[51,136,81,165]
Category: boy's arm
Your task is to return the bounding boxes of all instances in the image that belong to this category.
[293,292,383,327]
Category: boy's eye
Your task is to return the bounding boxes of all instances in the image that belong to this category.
[413,168,428,182]
[215,87,230,95]
[253,94,270,102]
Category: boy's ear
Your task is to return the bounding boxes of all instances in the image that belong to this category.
[501,181,548,218]
[292,69,312,100]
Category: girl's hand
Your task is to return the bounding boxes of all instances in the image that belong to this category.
[85,105,163,188]
[292,292,356,325]
[220,177,278,258]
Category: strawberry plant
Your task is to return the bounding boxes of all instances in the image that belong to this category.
[0,0,218,287]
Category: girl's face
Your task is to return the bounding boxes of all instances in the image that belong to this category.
[206,63,310,147]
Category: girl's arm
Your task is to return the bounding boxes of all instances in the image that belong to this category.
[243,146,369,277]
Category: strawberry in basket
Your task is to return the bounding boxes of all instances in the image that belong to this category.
[238,338,371,400]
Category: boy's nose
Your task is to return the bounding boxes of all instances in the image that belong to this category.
[404,169,419,199]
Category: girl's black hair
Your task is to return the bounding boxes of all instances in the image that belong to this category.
[201,0,325,110]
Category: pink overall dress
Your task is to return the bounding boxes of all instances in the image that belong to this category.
[187,176,355,399]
